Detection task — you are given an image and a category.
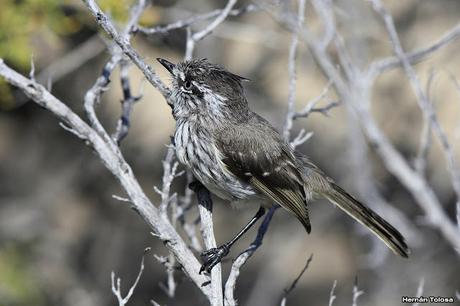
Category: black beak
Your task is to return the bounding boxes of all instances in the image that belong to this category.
[157,58,175,74]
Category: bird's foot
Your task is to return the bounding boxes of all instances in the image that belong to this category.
[199,244,230,274]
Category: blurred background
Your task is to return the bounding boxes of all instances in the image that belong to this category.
[1,0,460,305]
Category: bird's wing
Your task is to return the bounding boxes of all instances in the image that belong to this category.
[214,115,311,233]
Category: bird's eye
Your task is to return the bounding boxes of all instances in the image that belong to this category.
[183,80,192,90]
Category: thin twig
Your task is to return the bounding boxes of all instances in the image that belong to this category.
[192,0,238,41]
[112,194,132,203]
[29,55,36,81]
[138,5,257,35]
[112,61,143,144]
[157,146,180,216]
[182,0,239,59]
[328,280,337,306]
[412,278,425,306]
[413,71,436,175]
[290,129,314,149]
[59,122,87,140]
[155,145,180,298]
[352,277,364,306]
[369,23,460,78]
[293,81,335,119]
[283,0,306,141]
[111,247,150,306]
[280,254,313,306]
[82,0,172,103]
[185,27,195,61]
[84,0,148,148]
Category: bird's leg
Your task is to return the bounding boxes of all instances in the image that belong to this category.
[199,206,266,274]
[244,205,279,252]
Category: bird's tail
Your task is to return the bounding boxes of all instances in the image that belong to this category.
[323,183,409,258]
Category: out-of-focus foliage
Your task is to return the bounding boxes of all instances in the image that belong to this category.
[1,0,74,69]
[0,0,134,110]
[0,245,44,306]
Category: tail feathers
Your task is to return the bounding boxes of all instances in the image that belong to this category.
[324,183,409,258]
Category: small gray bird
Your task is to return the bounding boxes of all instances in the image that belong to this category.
[157,58,409,273]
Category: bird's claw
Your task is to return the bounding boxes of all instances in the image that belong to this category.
[199,244,230,274]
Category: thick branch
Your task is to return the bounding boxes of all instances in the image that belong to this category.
[0,59,212,299]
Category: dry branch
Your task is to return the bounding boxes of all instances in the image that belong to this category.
[0,59,213,300]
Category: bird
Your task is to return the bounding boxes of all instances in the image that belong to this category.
[157,58,409,273]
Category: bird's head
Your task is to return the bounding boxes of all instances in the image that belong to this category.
[157,58,250,120]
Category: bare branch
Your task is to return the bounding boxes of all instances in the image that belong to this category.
[352,277,364,306]
[112,61,142,144]
[369,23,460,78]
[112,194,131,203]
[280,254,313,306]
[192,0,238,41]
[224,206,277,306]
[82,0,172,103]
[192,183,223,306]
[157,146,179,217]
[266,0,460,254]
[181,0,240,59]
[150,300,162,306]
[457,201,460,231]
[370,0,460,247]
[59,122,87,140]
[294,100,340,119]
[292,81,335,119]
[177,173,203,253]
[311,0,335,50]
[138,5,257,35]
[412,278,425,306]
[328,280,337,306]
[84,56,120,146]
[290,129,314,149]
[413,71,436,175]
[111,248,150,306]
[185,27,195,61]
[283,0,306,141]
[0,59,212,299]
[155,146,181,298]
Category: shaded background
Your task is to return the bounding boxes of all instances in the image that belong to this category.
[1,0,460,305]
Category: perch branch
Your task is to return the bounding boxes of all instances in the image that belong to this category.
[190,182,223,306]
[0,59,213,299]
